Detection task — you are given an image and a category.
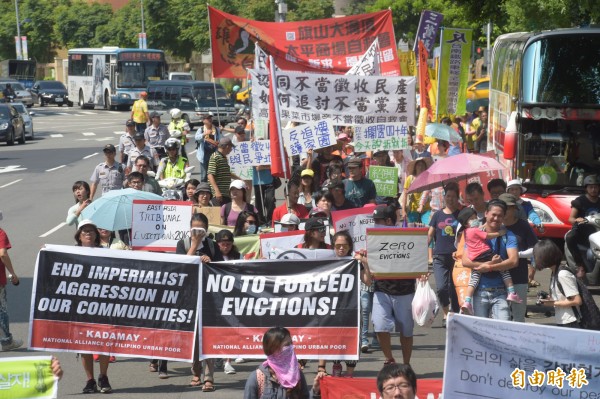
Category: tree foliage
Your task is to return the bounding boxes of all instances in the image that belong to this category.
[0,0,598,63]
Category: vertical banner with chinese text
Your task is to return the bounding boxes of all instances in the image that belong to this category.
[437,28,472,118]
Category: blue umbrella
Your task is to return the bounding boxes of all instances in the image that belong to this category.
[81,188,163,231]
[425,123,463,143]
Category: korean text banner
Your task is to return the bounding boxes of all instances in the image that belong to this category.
[366,228,428,278]
[0,356,57,399]
[437,28,472,117]
[249,69,416,126]
[201,259,359,360]
[131,200,192,251]
[209,7,400,79]
[444,313,600,399]
[29,245,199,362]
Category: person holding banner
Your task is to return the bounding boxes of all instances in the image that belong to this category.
[344,157,377,209]
[177,213,221,390]
[233,211,260,236]
[428,182,461,324]
[216,230,241,260]
[74,220,113,393]
[328,181,354,211]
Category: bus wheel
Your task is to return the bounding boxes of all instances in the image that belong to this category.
[79,90,85,109]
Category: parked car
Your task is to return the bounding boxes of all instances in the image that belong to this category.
[466,77,489,101]
[11,102,34,140]
[0,79,34,107]
[30,80,71,107]
[0,104,25,145]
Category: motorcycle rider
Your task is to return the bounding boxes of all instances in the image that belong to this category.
[168,108,190,158]
[566,175,600,278]
[157,138,189,180]
[2,84,15,102]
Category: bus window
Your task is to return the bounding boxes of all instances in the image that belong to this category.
[69,54,88,76]
[181,87,193,102]
[166,86,180,101]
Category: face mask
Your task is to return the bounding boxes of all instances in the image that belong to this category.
[280,226,289,232]
[468,219,482,228]
[246,225,257,234]
[263,344,300,388]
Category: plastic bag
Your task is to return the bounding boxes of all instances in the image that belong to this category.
[412,280,440,328]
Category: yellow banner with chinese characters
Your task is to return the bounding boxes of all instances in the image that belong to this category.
[398,50,416,76]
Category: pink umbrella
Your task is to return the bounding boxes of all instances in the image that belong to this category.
[407,153,506,193]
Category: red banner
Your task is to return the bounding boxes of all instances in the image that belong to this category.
[418,40,434,121]
[321,376,443,399]
[208,6,400,78]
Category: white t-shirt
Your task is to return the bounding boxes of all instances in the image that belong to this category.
[550,270,580,325]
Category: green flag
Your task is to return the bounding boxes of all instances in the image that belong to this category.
[437,28,472,118]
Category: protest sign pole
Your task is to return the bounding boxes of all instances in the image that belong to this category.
[207,4,222,126]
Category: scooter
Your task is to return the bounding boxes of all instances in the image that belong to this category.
[564,214,600,285]
[158,166,195,201]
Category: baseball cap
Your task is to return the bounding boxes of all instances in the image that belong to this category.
[230,180,246,190]
[279,213,301,226]
[301,169,315,178]
[337,133,351,142]
[78,219,97,230]
[498,193,518,207]
[133,132,145,141]
[103,144,116,152]
[149,111,160,119]
[304,217,326,231]
[219,137,235,147]
[506,179,526,193]
[125,119,135,127]
[372,205,395,221]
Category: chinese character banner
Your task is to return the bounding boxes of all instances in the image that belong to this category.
[437,28,472,117]
[208,6,400,79]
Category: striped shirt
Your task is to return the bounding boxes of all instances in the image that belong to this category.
[208,151,231,198]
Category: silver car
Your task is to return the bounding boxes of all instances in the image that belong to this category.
[11,102,34,140]
[0,81,34,107]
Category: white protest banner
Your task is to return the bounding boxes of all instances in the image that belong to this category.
[267,248,337,260]
[249,69,416,126]
[353,122,411,152]
[366,228,428,278]
[346,38,381,76]
[0,356,57,399]
[260,230,305,257]
[131,200,192,251]
[282,120,336,156]
[331,204,376,251]
[228,139,271,181]
[444,313,600,399]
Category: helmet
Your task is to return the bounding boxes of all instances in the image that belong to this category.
[164,137,180,150]
[163,190,181,201]
[170,108,182,119]
[232,85,240,92]
[584,175,600,187]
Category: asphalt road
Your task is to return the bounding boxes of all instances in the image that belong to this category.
[0,105,559,398]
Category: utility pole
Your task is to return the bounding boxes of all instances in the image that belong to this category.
[275,0,287,22]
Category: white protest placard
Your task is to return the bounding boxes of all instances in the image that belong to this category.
[353,122,411,152]
[366,228,428,278]
[346,38,381,76]
[228,139,271,181]
[444,313,600,399]
[267,248,337,260]
[249,69,416,126]
[131,200,192,251]
[331,204,376,251]
[282,120,336,156]
[260,230,305,257]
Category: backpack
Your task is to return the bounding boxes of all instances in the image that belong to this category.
[555,266,600,330]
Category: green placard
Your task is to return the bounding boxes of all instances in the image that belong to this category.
[437,28,472,117]
[0,356,57,399]
[369,166,398,197]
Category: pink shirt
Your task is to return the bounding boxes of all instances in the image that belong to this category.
[464,227,491,261]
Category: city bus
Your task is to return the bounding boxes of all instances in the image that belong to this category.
[0,59,36,88]
[67,47,167,110]
[489,28,600,240]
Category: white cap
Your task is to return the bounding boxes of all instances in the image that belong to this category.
[78,219,97,229]
[279,213,300,225]
[506,179,526,193]
[230,179,247,190]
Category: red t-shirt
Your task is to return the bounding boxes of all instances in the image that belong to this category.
[0,229,11,286]
[272,204,310,227]
[464,227,491,261]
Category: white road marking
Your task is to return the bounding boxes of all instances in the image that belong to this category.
[58,112,69,115]
[82,132,96,136]
[83,152,98,159]
[81,111,97,115]
[0,165,27,174]
[114,131,124,135]
[50,134,63,138]
[189,149,197,155]
[72,114,85,117]
[0,179,22,188]
[40,222,66,238]
[96,137,114,141]
[46,165,66,172]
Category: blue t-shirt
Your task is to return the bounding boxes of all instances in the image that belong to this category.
[252,167,273,186]
[476,230,518,289]
[429,209,459,255]
[343,178,377,208]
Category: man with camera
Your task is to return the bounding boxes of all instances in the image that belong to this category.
[0,211,22,351]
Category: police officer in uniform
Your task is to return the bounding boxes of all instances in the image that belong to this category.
[157,138,189,180]
[89,144,126,199]
[144,112,170,159]
[119,120,137,165]
[168,108,190,158]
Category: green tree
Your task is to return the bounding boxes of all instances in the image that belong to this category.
[19,0,60,62]
[54,1,113,48]
[95,1,140,48]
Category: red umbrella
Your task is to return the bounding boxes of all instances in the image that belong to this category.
[407,153,506,193]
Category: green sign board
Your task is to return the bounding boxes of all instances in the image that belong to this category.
[0,356,57,399]
[369,166,398,197]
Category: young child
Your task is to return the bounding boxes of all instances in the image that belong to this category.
[457,207,523,315]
